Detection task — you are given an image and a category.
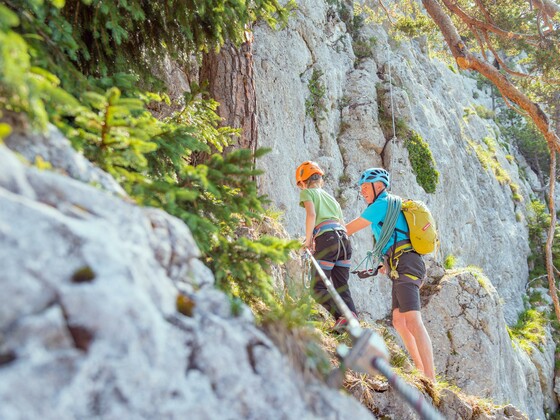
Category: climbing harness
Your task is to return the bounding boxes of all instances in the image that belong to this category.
[304,249,444,420]
[312,220,350,273]
[351,194,402,278]
[387,241,414,280]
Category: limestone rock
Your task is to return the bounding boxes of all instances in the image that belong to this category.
[0,144,373,420]
[5,125,125,195]
[254,0,531,325]
[422,270,557,419]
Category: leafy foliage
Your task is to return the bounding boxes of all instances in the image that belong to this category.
[1,0,299,310]
[352,37,377,61]
[305,69,327,122]
[362,0,558,173]
[507,309,547,354]
[404,130,439,194]
[394,12,435,39]
[527,200,560,278]
[497,108,550,180]
[260,284,333,380]
[0,4,79,129]
[357,1,438,42]
[444,254,456,269]
[11,0,294,86]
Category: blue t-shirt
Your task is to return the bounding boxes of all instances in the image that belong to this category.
[360,190,409,255]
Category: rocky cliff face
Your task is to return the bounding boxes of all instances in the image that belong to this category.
[251,0,557,416]
[0,134,373,419]
[1,1,557,418]
[253,0,532,325]
[2,128,553,420]
[421,263,557,419]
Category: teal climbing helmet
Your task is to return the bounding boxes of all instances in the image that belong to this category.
[358,168,390,187]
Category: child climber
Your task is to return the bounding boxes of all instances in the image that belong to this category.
[296,161,358,331]
[346,167,435,381]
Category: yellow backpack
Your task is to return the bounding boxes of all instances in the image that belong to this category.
[401,199,439,255]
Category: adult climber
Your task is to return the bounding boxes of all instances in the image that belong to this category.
[346,168,435,381]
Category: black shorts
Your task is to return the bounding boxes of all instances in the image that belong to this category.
[388,251,426,313]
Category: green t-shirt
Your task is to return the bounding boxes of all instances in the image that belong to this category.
[299,188,344,226]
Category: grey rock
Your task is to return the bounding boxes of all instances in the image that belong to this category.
[423,270,556,419]
[0,144,372,420]
[5,125,125,195]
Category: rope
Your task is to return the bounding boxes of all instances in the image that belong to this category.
[387,47,396,142]
[302,253,312,289]
[353,250,374,272]
[351,195,402,273]
[372,194,402,257]
[386,46,401,178]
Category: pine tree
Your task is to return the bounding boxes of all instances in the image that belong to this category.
[0,0,299,311]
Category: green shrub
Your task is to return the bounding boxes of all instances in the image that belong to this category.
[468,138,522,204]
[376,98,439,194]
[305,69,327,122]
[474,105,495,119]
[353,37,377,61]
[393,12,434,38]
[527,200,560,279]
[463,107,475,119]
[1,0,299,312]
[467,266,492,292]
[444,255,456,269]
[405,130,439,194]
[507,309,547,354]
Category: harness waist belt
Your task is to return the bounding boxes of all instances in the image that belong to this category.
[313,220,346,237]
[386,240,413,258]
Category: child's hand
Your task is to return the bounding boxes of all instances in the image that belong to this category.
[378,264,386,275]
[303,239,314,252]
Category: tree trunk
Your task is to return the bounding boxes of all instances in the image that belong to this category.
[545,96,560,322]
[200,34,258,155]
[545,149,560,323]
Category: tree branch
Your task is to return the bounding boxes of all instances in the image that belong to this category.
[440,0,541,42]
[482,31,535,79]
[471,26,489,61]
[531,0,560,21]
[376,0,395,24]
[473,0,494,24]
[421,0,560,155]
[501,94,526,116]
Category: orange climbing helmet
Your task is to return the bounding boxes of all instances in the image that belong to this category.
[296,161,324,187]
